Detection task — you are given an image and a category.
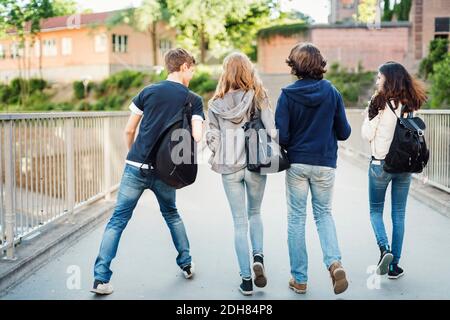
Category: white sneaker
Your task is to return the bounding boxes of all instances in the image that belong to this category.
[182,262,195,279]
[90,281,114,295]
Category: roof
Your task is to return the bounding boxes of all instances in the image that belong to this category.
[39,10,121,32]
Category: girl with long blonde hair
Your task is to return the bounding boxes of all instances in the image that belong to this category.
[206,52,276,296]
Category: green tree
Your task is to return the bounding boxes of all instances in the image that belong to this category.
[166,0,249,63]
[393,0,411,21]
[356,0,379,23]
[382,0,394,21]
[51,0,77,16]
[0,0,55,104]
[224,0,278,61]
[430,54,450,109]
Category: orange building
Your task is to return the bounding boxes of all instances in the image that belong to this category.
[0,11,176,83]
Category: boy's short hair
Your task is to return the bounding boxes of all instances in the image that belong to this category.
[164,48,196,73]
[286,43,327,80]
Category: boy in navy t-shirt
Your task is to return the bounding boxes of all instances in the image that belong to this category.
[92,48,205,295]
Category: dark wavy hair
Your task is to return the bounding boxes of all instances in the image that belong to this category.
[369,62,427,120]
[286,43,327,80]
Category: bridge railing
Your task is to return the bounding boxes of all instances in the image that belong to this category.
[0,112,129,259]
[341,109,450,193]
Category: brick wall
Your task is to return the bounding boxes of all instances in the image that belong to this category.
[257,25,411,74]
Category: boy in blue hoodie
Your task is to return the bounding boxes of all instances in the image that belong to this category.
[275,43,351,295]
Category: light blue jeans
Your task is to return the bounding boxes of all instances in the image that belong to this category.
[221,168,267,279]
[369,160,412,265]
[286,164,342,284]
[94,164,192,283]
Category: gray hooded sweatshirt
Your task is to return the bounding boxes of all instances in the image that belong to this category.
[206,90,276,174]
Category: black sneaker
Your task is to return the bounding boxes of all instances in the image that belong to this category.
[182,263,195,279]
[239,278,253,296]
[376,246,394,275]
[388,264,404,279]
[253,254,267,288]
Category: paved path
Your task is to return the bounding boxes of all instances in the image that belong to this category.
[2,149,450,300]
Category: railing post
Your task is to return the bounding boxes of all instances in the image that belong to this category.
[103,117,111,200]
[4,121,16,260]
[65,118,75,216]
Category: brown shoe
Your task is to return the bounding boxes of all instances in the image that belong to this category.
[289,278,307,294]
[329,261,348,295]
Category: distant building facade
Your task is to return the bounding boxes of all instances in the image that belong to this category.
[0,11,176,83]
[258,0,450,74]
[329,0,359,24]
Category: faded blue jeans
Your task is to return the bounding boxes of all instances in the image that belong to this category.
[94,164,192,283]
[286,164,342,284]
[369,160,412,265]
[221,168,267,279]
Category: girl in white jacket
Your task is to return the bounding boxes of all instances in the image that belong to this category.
[361,62,427,280]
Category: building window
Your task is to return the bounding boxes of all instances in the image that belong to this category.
[435,34,449,40]
[0,44,5,59]
[341,0,355,9]
[159,39,172,54]
[435,17,450,33]
[61,37,72,56]
[112,34,128,53]
[34,40,40,57]
[43,39,57,56]
[95,34,107,53]
[10,43,20,59]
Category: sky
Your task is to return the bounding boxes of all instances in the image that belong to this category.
[75,0,330,24]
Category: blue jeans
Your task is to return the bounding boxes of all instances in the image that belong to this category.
[221,168,267,279]
[369,160,412,265]
[286,164,342,284]
[94,164,192,283]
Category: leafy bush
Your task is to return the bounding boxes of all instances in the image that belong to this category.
[189,71,218,95]
[430,54,450,109]
[73,81,85,100]
[29,78,47,92]
[326,63,375,107]
[419,39,449,79]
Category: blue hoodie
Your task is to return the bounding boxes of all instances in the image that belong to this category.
[275,78,351,168]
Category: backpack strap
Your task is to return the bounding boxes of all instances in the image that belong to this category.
[386,100,400,119]
[387,100,424,136]
[184,91,196,123]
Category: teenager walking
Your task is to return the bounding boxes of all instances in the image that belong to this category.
[361,61,427,279]
[206,52,276,296]
[275,43,351,295]
[91,48,205,295]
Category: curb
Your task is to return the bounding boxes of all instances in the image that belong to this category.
[0,198,115,296]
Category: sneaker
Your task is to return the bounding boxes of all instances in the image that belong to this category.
[388,264,404,279]
[376,246,394,275]
[252,254,267,288]
[90,280,114,295]
[182,263,195,279]
[239,278,253,296]
[288,278,307,294]
[329,261,348,295]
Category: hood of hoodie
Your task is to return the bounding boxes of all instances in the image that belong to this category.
[209,90,254,122]
[282,79,333,107]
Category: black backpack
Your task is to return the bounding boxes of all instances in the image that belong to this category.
[383,101,429,174]
[142,92,198,189]
[243,108,290,174]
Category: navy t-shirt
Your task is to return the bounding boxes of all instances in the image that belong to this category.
[126,80,205,165]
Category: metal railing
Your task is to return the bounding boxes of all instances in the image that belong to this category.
[0,112,129,259]
[341,109,450,193]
